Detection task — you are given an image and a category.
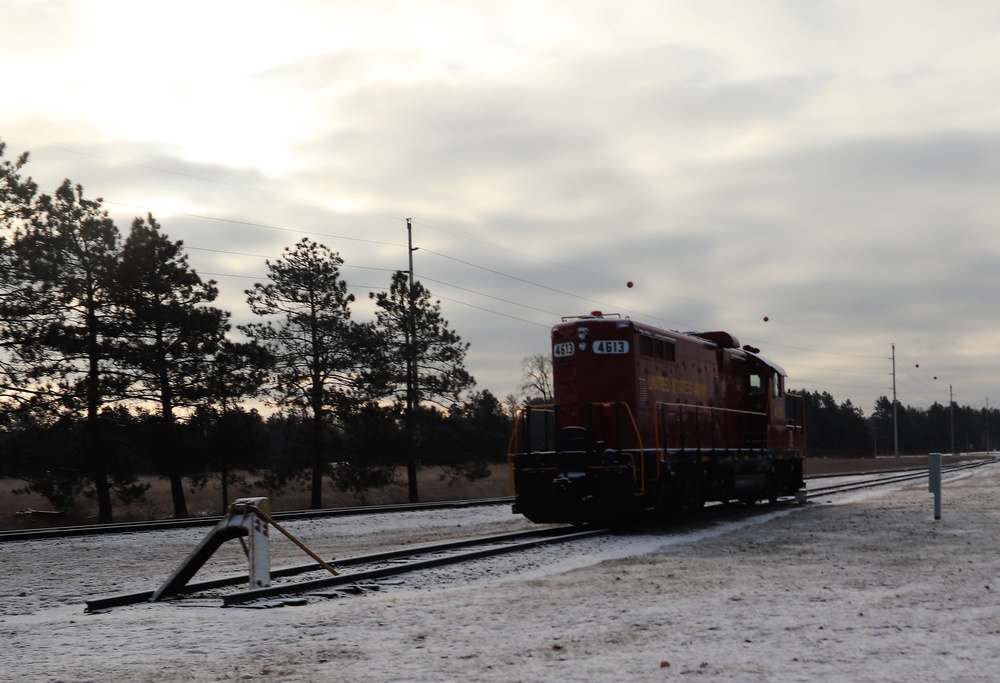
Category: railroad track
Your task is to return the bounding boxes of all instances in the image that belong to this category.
[85,524,607,612]
[804,458,995,498]
[46,458,1000,613]
[10,458,997,543]
[0,497,515,543]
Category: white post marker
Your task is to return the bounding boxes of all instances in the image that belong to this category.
[150,497,272,602]
[928,453,942,521]
[149,497,339,603]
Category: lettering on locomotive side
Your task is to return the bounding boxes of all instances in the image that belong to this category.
[647,375,709,398]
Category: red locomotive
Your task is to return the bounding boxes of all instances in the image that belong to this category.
[508,312,806,523]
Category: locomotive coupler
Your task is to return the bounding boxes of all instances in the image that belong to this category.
[552,471,587,492]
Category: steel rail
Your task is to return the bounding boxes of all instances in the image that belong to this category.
[82,459,998,612]
[1,497,515,543]
[85,524,604,612]
[804,459,994,498]
[11,458,997,542]
[222,526,608,607]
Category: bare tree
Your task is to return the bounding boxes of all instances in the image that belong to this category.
[520,353,553,404]
[502,392,522,419]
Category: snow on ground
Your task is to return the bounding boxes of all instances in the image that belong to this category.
[3,465,1000,682]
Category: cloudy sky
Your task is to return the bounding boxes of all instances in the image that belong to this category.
[4,0,1000,415]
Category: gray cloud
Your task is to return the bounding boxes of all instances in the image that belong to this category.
[6,2,1000,413]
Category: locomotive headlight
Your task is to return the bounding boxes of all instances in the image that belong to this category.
[576,327,589,340]
[578,342,587,351]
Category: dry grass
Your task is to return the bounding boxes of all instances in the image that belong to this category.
[0,465,513,531]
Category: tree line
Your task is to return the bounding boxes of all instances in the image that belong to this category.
[794,390,999,457]
[1,140,508,522]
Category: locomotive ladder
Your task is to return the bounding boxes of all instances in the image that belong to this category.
[149,497,338,603]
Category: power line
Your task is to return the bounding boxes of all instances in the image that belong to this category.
[7,135,907,398]
[417,276,563,319]
[12,138,795,337]
[419,247,694,330]
[431,294,549,328]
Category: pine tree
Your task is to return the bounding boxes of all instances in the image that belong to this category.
[241,238,379,509]
[371,270,475,501]
[0,140,41,418]
[2,179,123,521]
[113,214,230,518]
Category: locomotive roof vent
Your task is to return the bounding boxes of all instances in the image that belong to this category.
[689,331,740,348]
[561,312,622,321]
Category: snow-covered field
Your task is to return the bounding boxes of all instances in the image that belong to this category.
[3,464,999,682]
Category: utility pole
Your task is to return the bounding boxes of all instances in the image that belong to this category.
[405,218,419,503]
[986,396,990,458]
[892,344,899,457]
[950,384,955,455]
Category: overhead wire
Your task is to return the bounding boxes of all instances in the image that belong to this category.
[7,134,900,397]
[412,216,751,320]
[8,137,864,343]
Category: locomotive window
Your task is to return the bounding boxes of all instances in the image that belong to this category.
[639,335,653,356]
[773,374,783,398]
[661,339,676,361]
[749,371,764,395]
[639,334,675,361]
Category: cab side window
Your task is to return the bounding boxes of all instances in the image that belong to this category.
[639,334,676,361]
